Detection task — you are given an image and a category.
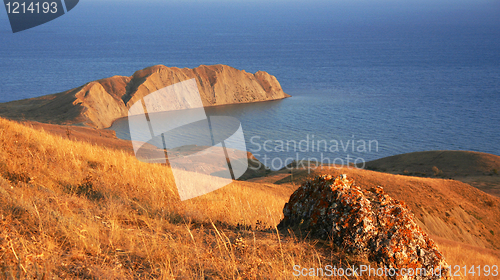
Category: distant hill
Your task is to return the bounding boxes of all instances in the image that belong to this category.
[365,150,500,176]
[0,64,290,128]
[364,150,500,196]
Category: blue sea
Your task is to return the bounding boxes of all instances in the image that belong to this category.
[1,0,499,169]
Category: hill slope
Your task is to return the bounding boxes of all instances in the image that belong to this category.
[0,64,290,128]
[1,117,499,278]
[249,164,500,250]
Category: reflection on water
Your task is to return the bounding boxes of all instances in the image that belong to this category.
[111,99,290,143]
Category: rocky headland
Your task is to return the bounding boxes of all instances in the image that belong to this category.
[0,64,290,128]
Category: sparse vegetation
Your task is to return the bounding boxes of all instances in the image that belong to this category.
[433,166,443,177]
[485,200,495,207]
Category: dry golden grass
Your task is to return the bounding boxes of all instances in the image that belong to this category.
[3,117,499,279]
[0,118,383,279]
[433,236,500,280]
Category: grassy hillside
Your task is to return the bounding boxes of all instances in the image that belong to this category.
[0,117,379,279]
[1,117,499,279]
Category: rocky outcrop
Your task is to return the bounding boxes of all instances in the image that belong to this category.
[278,174,450,280]
[0,65,290,128]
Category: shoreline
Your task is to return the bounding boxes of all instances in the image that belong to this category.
[105,94,291,129]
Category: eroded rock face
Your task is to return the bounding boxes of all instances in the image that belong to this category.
[278,174,450,280]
